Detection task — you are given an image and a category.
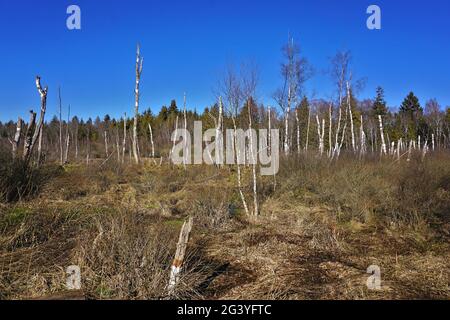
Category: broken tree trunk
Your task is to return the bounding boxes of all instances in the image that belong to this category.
[23,76,48,164]
[11,117,23,159]
[23,111,37,161]
[132,44,144,164]
[168,216,193,295]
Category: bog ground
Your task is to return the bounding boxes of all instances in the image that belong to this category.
[1,154,449,300]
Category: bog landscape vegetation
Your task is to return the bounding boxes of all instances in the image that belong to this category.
[0,39,449,300]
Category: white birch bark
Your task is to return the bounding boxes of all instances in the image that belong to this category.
[378,115,387,156]
[122,113,127,164]
[346,82,356,152]
[168,216,193,295]
[132,44,144,164]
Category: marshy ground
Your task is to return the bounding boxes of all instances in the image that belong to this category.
[0,153,449,300]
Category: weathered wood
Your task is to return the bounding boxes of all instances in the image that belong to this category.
[168,216,193,294]
[23,111,37,161]
[11,117,22,159]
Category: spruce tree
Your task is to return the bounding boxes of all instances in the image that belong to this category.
[372,86,388,116]
[400,92,422,118]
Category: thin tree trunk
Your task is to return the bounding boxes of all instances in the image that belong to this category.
[63,105,71,164]
[378,115,387,156]
[284,87,291,155]
[148,123,155,163]
[59,87,63,165]
[305,105,311,152]
[346,82,356,152]
[122,113,127,164]
[132,44,144,164]
[183,93,188,169]
[247,99,258,217]
[295,109,300,154]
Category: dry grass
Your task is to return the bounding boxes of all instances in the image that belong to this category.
[0,152,449,300]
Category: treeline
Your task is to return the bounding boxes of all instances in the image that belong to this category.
[1,90,449,164]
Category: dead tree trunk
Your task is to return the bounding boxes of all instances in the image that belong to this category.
[148,123,155,162]
[316,115,325,156]
[58,87,63,165]
[168,216,193,295]
[11,117,23,159]
[63,105,71,164]
[23,76,48,164]
[183,93,188,169]
[378,115,387,156]
[23,111,37,161]
[132,44,144,164]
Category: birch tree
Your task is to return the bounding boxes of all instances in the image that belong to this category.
[132,44,144,164]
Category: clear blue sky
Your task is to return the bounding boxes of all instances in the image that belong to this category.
[0,0,449,121]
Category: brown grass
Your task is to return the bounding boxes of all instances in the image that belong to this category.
[0,152,449,300]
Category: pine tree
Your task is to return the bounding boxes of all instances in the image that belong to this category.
[372,86,388,116]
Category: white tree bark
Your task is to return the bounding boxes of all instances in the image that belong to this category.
[378,115,387,156]
[132,44,144,164]
[284,87,291,155]
[346,82,356,152]
[316,115,325,156]
[183,93,188,169]
[305,105,311,152]
[23,77,47,164]
[295,108,300,154]
[122,113,127,164]
[328,104,333,157]
[148,123,155,163]
[247,99,258,217]
[58,87,63,165]
[11,117,22,159]
[168,216,193,295]
[360,115,366,156]
[63,105,71,164]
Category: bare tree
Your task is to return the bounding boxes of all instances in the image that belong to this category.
[58,87,63,165]
[63,105,71,164]
[274,35,313,156]
[23,76,48,164]
[122,113,127,163]
[132,44,144,164]
[217,63,249,216]
[9,118,23,159]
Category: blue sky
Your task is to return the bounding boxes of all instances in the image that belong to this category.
[0,0,449,121]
